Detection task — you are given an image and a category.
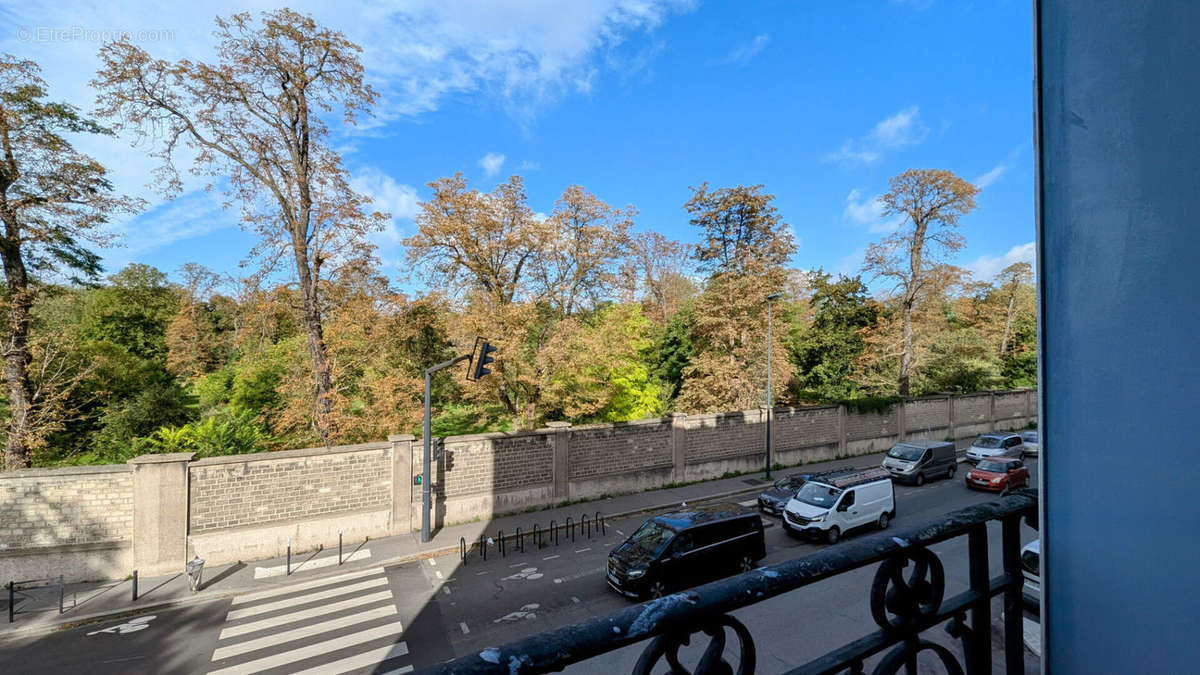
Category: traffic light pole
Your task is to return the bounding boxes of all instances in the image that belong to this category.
[422,353,472,543]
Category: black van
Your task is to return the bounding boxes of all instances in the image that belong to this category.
[606,503,766,599]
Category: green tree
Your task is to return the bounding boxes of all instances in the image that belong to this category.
[792,271,878,400]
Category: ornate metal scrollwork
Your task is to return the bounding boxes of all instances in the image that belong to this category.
[870,547,946,632]
[872,639,965,675]
[632,614,756,675]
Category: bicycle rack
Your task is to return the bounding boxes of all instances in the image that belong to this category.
[533,523,542,549]
[566,517,575,542]
[582,513,591,539]
[550,520,558,546]
[479,532,488,561]
[516,527,525,553]
[460,537,467,565]
[498,530,506,557]
[596,511,606,535]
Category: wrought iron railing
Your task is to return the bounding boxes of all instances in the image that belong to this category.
[425,490,1038,675]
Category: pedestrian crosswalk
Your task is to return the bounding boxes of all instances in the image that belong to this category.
[207,567,412,675]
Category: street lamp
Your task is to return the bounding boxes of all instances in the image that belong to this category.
[765,291,784,480]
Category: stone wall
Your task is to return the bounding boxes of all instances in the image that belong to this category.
[0,465,135,583]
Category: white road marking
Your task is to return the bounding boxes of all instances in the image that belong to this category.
[509,563,525,568]
[475,571,489,576]
[435,570,444,579]
[575,548,591,553]
[380,665,414,675]
[211,605,397,660]
[428,559,437,566]
[253,549,371,578]
[738,499,757,507]
[460,622,470,634]
[219,591,393,639]
[232,568,383,605]
[443,586,451,595]
[87,615,155,636]
[225,577,388,621]
[493,604,539,623]
[287,641,409,675]
[207,622,405,675]
[614,530,624,536]
[542,555,560,560]
[572,596,581,603]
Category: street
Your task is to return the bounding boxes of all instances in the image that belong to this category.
[0,459,1039,674]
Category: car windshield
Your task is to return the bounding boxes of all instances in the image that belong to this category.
[774,475,806,490]
[794,482,842,509]
[976,460,1010,472]
[887,445,925,461]
[974,436,1004,449]
[1022,432,1038,442]
[626,520,676,556]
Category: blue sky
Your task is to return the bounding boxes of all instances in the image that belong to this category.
[1,0,1034,291]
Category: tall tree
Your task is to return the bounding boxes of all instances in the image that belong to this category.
[792,271,879,400]
[677,184,796,412]
[862,169,978,396]
[94,9,386,446]
[994,261,1034,357]
[0,56,138,469]
[621,231,695,324]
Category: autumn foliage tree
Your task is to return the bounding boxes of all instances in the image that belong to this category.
[0,56,139,469]
[94,9,387,446]
[678,184,796,412]
[862,169,978,396]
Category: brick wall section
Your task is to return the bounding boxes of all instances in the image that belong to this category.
[993,392,1028,419]
[189,444,391,534]
[953,394,991,426]
[0,466,133,549]
[845,407,900,441]
[431,433,553,497]
[774,406,840,449]
[906,398,951,432]
[685,410,765,463]
[568,420,672,480]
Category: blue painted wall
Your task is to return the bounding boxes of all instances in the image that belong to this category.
[1038,2,1200,671]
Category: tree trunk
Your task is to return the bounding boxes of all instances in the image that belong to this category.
[0,212,32,470]
[898,299,913,397]
[999,290,1017,357]
[293,245,335,446]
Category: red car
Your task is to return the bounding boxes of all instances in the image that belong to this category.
[965,457,1030,492]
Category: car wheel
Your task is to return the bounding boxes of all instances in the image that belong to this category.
[947,464,956,479]
[648,580,667,599]
[738,554,755,572]
[916,473,926,487]
[826,526,841,545]
[878,512,889,530]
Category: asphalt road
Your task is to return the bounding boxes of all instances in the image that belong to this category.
[0,457,1040,674]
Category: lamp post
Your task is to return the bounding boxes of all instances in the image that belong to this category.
[766,292,783,479]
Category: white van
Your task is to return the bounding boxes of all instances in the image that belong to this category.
[781,467,896,544]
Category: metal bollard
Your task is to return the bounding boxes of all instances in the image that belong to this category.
[7,581,13,623]
[533,523,541,549]
[338,530,343,565]
[132,570,138,602]
[550,520,558,546]
[582,514,591,539]
[498,530,506,557]
[566,517,574,542]
[597,511,606,535]
[58,575,64,614]
[286,537,292,576]
[480,532,487,561]
[460,537,467,565]
[516,527,524,554]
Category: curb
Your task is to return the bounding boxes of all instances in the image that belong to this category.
[0,482,771,640]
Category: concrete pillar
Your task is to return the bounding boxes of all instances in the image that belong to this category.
[547,421,571,500]
[389,434,414,534]
[947,395,957,440]
[988,391,997,432]
[128,452,194,577]
[670,413,688,482]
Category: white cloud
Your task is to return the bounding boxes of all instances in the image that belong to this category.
[478,152,507,178]
[724,34,770,65]
[102,188,239,271]
[834,247,867,278]
[825,106,929,166]
[966,242,1037,282]
[843,189,905,233]
[517,159,541,171]
[349,167,420,247]
[974,164,1007,189]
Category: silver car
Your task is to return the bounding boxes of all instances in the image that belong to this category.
[1020,430,1039,456]
[965,433,1025,463]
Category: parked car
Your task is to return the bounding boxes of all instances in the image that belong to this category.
[1020,430,1039,456]
[606,503,766,599]
[881,439,957,485]
[965,457,1030,491]
[1021,539,1041,611]
[781,467,895,544]
[965,433,1025,463]
[757,472,811,515]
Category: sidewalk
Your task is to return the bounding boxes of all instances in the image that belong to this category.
[0,450,893,639]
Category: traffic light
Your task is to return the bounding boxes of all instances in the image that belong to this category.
[471,339,497,380]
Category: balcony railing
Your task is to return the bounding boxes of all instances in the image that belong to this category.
[426,490,1038,675]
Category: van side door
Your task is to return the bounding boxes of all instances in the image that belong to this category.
[837,489,865,529]
[661,531,696,588]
